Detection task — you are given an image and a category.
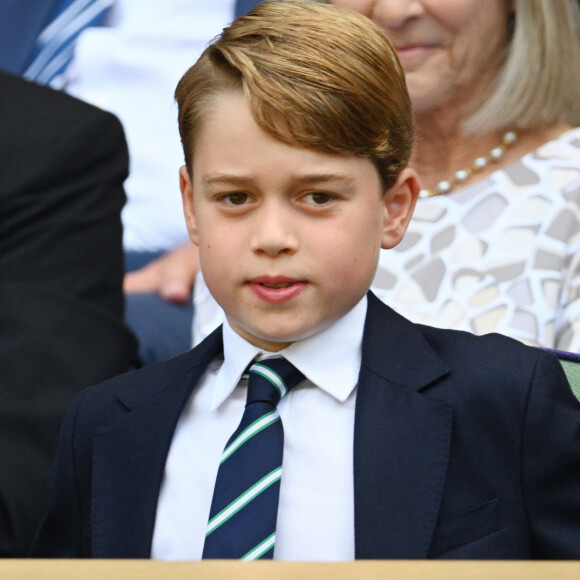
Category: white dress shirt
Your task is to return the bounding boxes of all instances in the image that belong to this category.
[151,296,368,560]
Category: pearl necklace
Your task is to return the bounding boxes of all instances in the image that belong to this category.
[418,130,518,198]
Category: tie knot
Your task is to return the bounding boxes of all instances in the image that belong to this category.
[246,358,304,407]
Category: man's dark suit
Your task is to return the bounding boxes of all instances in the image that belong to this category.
[30,293,580,559]
[0,71,137,557]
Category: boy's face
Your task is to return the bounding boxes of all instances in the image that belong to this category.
[180,91,418,351]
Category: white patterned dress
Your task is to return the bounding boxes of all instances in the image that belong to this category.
[192,128,580,351]
[373,127,580,351]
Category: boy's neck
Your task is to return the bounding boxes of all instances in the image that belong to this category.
[222,295,369,388]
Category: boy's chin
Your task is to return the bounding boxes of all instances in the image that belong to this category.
[240,329,304,352]
[230,320,322,352]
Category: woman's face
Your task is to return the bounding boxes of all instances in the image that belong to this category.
[331,0,513,116]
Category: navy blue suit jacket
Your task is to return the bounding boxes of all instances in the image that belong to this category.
[30,293,580,559]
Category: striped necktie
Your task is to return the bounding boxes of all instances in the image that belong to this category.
[202,358,304,560]
[23,0,114,88]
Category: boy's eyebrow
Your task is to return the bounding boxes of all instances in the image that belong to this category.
[203,173,356,186]
[291,174,356,186]
[204,174,253,186]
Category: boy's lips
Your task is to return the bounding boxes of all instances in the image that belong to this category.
[247,276,307,303]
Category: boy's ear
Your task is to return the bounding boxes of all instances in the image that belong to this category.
[180,165,199,246]
[381,168,420,250]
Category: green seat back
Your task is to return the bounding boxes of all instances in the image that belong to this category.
[559,358,580,402]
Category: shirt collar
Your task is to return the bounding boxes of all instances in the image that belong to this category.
[210,296,367,410]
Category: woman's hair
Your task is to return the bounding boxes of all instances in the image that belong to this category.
[175,0,414,189]
[466,0,580,133]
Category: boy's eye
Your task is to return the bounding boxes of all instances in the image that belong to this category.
[304,192,334,205]
[221,192,249,205]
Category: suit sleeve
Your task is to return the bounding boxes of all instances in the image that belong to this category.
[523,351,580,558]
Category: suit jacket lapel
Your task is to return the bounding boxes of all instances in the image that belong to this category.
[91,328,224,557]
[354,293,453,559]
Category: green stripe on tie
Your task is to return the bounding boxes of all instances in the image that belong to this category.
[221,410,280,464]
[241,532,277,560]
[250,363,287,398]
[206,467,282,536]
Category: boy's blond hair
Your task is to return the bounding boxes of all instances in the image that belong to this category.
[175,0,413,189]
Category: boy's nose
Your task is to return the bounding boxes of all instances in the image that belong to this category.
[249,205,299,257]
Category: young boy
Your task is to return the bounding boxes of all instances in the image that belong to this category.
[31,1,580,560]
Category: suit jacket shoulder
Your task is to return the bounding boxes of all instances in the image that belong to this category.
[355,292,580,559]
[0,70,129,318]
[0,70,128,218]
